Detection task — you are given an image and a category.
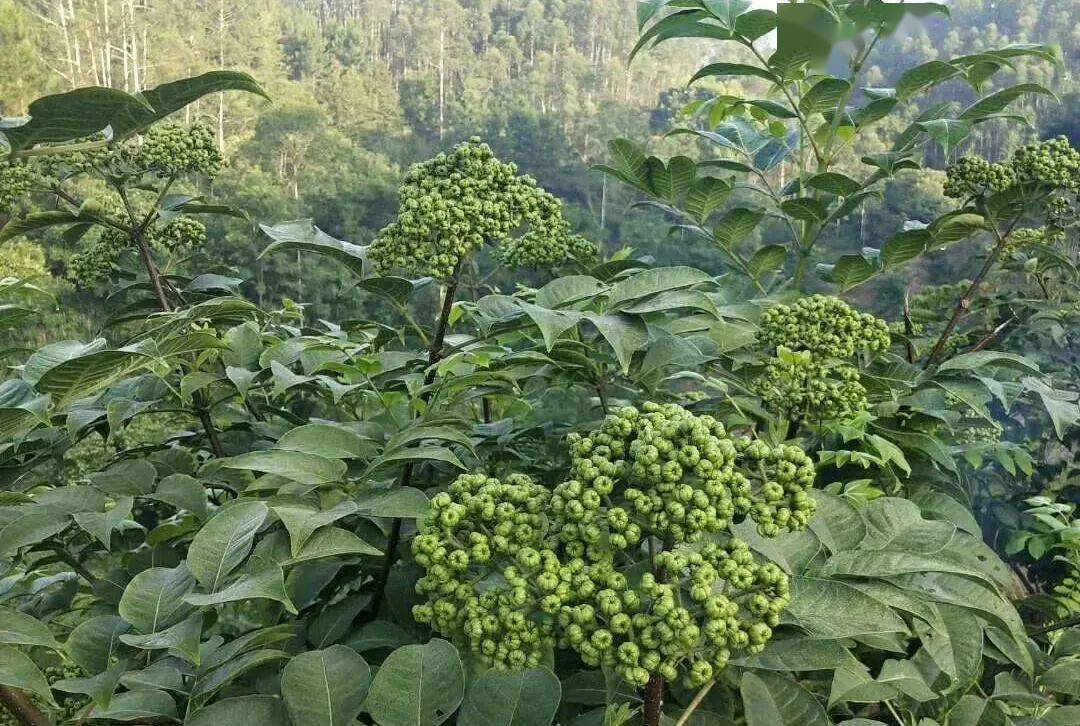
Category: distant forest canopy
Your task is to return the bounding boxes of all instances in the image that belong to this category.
[1,0,1078,320]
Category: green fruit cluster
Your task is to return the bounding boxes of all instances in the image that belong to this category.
[151,216,207,252]
[557,403,815,544]
[955,419,1004,445]
[758,295,891,358]
[944,136,1080,199]
[412,472,560,669]
[756,348,869,423]
[134,121,223,180]
[0,160,38,211]
[1012,136,1080,191]
[755,296,888,422]
[1003,227,1065,254]
[369,138,596,279]
[413,403,815,689]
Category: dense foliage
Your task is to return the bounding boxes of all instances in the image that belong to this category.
[0,2,1077,726]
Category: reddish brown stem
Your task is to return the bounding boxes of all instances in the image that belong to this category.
[643,537,674,726]
[0,686,49,726]
[924,213,1023,370]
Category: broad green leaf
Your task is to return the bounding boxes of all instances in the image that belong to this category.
[284,526,382,565]
[861,498,956,552]
[277,423,373,459]
[582,313,648,374]
[52,663,125,707]
[799,78,851,116]
[897,61,962,100]
[273,502,359,556]
[1039,660,1080,697]
[90,459,157,496]
[119,663,185,693]
[66,615,132,673]
[0,87,152,152]
[535,276,607,310]
[457,667,561,726]
[748,245,788,280]
[829,663,899,706]
[260,220,367,277]
[35,343,156,406]
[118,613,202,664]
[595,149,649,193]
[191,649,290,700]
[734,8,777,40]
[281,646,371,726]
[714,208,764,248]
[805,172,861,197]
[151,474,208,520]
[684,177,732,223]
[959,83,1056,120]
[72,495,133,550]
[690,62,779,85]
[0,645,56,705]
[514,300,582,350]
[0,507,69,556]
[309,593,372,648]
[881,229,932,268]
[890,572,1029,669]
[930,211,985,243]
[774,3,838,70]
[184,566,297,614]
[221,450,346,488]
[817,254,879,290]
[367,446,465,474]
[854,97,900,127]
[186,695,290,726]
[90,688,178,721]
[785,577,907,637]
[365,639,465,726]
[186,501,269,591]
[937,351,1040,374]
[354,488,430,520]
[1022,376,1080,439]
[357,276,420,304]
[344,620,416,653]
[199,624,299,673]
[118,70,268,140]
[740,671,828,726]
[922,604,983,685]
[0,211,84,243]
[918,118,972,157]
[606,267,713,309]
[733,637,851,671]
[0,608,60,649]
[781,198,829,222]
[118,564,197,633]
[23,339,107,384]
